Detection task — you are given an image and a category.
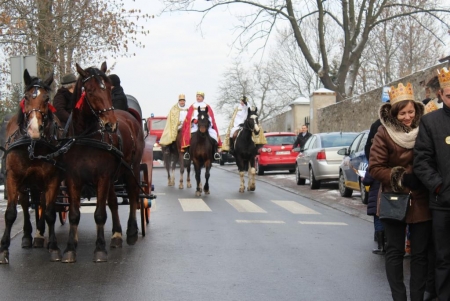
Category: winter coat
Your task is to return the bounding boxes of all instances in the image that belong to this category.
[369,102,431,224]
[53,87,73,126]
[414,104,450,210]
[362,168,381,216]
[293,132,312,149]
[111,86,129,111]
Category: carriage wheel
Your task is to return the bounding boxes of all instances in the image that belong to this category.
[140,197,146,237]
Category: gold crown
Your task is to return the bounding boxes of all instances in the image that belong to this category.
[196,91,205,97]
[178,94,185,101]
[437,67,450,89]
[388,83,415,105]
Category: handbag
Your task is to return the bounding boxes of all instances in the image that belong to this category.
[379,192,411,222]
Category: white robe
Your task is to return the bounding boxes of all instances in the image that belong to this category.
[190,101,218,141]
[230,103,248,137]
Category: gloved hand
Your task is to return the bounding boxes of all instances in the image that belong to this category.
[192,119,198,124]
[401,173,422,189]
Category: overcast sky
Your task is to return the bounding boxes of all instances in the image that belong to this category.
[111,1,258,133]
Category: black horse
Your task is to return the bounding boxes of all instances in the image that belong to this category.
[190,107,214,197]
[233,107,260,192]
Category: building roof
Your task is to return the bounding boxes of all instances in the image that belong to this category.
[289,96,310,105]
[311,88,335,95]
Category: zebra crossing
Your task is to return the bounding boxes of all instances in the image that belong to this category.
[172,197,348,226]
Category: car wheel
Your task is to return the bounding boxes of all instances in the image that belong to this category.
[339,171,353,197]
[360,181,368,204]
[288,169,295,174]
[309,167,320,189]
[256,160,264,175]
[296,164,306,185]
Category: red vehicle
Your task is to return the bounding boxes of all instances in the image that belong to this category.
[145,115,167,161]
[255,132,299,175]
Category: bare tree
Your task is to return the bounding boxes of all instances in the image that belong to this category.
[216,60,292,122]
[162,0,450,101]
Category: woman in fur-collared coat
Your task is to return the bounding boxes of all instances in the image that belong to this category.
[369,83,431,301]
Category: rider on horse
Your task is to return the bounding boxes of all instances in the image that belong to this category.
[181,91,221,161]
[160,94,188,149]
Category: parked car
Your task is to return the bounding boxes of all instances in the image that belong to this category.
[255,132,298,175]
[337,130,370,204]
[295,132,359,189]
[219,151,236,165]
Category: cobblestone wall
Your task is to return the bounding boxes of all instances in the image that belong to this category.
[318,62,448,133]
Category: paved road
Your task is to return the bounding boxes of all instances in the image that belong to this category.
[0,165,395,300]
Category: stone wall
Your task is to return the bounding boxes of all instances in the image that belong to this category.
[317,62,448,133]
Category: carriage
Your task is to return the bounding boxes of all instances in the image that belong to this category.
[0,63,156,264]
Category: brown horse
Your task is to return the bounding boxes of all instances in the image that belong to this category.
[190,107,214,197]
[0,70,63,264]
[61,62,144,263]
[163,130,191,189]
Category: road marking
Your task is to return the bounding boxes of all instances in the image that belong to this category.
[179,198,212,212]
[298,221,348,226]
[236,220,285,224]
[226,199,266,213]
[272,200,320,214]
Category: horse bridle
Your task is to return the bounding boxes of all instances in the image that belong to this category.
[22,82,51,122]
[81,71,115,118]
[244,114,260,134]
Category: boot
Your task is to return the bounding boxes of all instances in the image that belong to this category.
[372,231,386,255]
[229,138,235,156]
[183,147,190,160]
[212,140,221,161]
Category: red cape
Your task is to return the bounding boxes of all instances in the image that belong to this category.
[181,103,221,148]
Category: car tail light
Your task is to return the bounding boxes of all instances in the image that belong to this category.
[316,150,326,160]
[261,147,272,153]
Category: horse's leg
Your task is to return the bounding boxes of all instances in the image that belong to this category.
[164,150,172,186]
[194,161,202,197]
[179,153,184,189]
[32,190,45,248]
[170,155,176,186]
[20,191,33,248]
[108,184,123,249]
[92,177,110,262]
[186,159,192,188]
[62,178,81,263]
[44,179,62,261]
[248,158,256,191]
[126,174,140,246]
[0,177,20,264]
[203,161,211,195]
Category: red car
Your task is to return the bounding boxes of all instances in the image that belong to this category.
[255,132,299,175]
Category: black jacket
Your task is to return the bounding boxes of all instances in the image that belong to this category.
[414,105,450,210]
[53,87,73,126]
[111,86,129,111]
[293,132,312,149]
[362,168,380,216]
[364,119,382,160]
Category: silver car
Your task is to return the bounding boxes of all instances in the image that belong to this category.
[295,132,359,189]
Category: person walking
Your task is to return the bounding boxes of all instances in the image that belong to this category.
[293,125,311,149]
[108,74,128,111]
[369,82,431,301]
[53,73,77,127]
[414,67,450,301]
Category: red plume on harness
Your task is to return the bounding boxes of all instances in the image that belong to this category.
[75,91,86,109]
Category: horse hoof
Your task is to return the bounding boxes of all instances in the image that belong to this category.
[204,190,210,195]
[126,235,138,246]
[93,251,108,263]
[33,237,45,248]
[195,191,201,197]
[110,237,123,248]
[179,185,184,189]
[187,183,192,188]
[249,186,256,191]
[49,249,62,262]
[239,188,244,193]
[62,251,77,263]
[0,250,9,264]
[22,236,33,249]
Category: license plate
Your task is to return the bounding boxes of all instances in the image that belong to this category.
[276,151,290,155]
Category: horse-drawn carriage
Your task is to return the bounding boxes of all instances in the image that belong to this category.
[0,62,156,264]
